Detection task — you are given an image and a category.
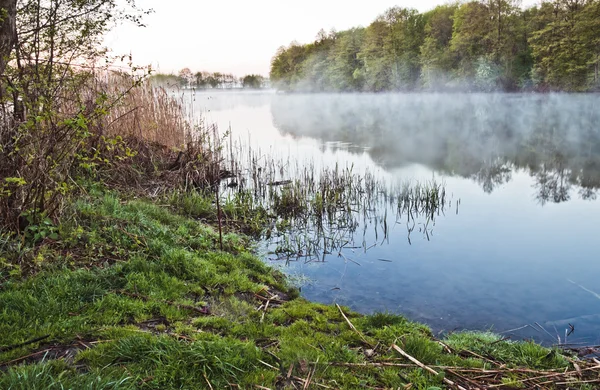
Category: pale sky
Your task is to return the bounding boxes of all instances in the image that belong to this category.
[106,0,540,77]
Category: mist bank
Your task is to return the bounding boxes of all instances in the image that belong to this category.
[270,1,600,93]
[270,93,600,202]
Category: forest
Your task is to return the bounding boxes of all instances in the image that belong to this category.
[270,0,600,92]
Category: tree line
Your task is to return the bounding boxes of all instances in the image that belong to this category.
[151,69,268,89]
[270,0,600,92]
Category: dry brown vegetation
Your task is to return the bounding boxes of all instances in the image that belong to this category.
[0,71,223,232]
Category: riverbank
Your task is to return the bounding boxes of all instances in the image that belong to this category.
[0,188,597,389]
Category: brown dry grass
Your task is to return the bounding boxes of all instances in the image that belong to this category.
[100,73,191,149]
[0,69,223,232]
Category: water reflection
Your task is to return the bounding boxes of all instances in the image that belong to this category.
[270,93,600,202]
[191,91,600,345]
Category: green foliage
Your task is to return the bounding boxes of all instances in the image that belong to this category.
[241,74,266,89]
[0,360,134,390]
[270,0,600,92]
[168,190,269,237]
[0,191,584,389]
[21,212,59,243]
[151,70,246,89]
[529,0,600,91]
[0,0,151,230]
[445,332,569,369]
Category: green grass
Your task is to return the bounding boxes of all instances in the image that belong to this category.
[0,190,585,389]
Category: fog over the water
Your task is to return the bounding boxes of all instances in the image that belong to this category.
[189,90,600,344]
[270,93,600,202]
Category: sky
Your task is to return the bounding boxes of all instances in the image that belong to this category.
[105,0,540,77]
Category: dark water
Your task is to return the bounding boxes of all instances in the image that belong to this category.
[192,91,600,345]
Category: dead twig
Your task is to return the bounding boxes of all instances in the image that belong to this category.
[392,344,467,390]
[302,357,317,390]
[116,290,210,316]
[336,303,372,347]
[0,348,52,367]
[0,334,50,353]
[446,368,481,389]
[293,375,333,389]
[203,372,214,390]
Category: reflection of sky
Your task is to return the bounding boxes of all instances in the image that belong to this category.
[201,102,389,178]
[191,91,600,345]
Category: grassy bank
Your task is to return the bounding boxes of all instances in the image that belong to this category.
[0,188,597,390]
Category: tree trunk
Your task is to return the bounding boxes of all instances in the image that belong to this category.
[594,54,600,86]
[0,0,17,77]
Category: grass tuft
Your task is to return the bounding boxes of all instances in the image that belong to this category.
[0,190,589,389]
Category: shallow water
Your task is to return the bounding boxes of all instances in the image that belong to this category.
[190,90,600,345]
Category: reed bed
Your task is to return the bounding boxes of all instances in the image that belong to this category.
[100,74,192,149]
[0,70,224,231]
[211,139,456,263]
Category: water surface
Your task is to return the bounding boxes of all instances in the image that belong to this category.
[192,91,600,345]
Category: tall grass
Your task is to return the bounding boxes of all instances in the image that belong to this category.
[101,73,191,149]
[205,140,455,262]
[0,70,222,233]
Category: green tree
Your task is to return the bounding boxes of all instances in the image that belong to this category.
[573,0,600,88]
[450,1,494,80]
[241,74,265,89]
[449,1,526,90]
[195,71,207,88]
[297,30,336,91]
[327,28,365,91]
[359,7,424,91]
[268,0,600,92]
[270,43,308,90]
[420,4,457,88]
[529,0,595,90]
[360,19,392,91]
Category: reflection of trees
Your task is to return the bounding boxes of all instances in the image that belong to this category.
[533,165,572,205]
[577,161,600,201]
[270,94,600,203]
[472,159,512,194]
[579,187,597,201]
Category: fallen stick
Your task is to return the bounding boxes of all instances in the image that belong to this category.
[446,368,481,390]
[203,372,214,390]
[534,322,557,341]
[260,298,271,323]
[0,334,50,353]
[254,293,286,304]
[330,362,470,370]
[117,290,210,315]
[437,340,453,354]
[336,304,372,346]
[0,348,51,367]
[302,361,315,390]
[486,364,600,388]
[257,359,278,371]
[338,252,361,266]
[498,324,530,334]
[293,376,333,389]
[392,344,467,390]
[555,378,600,385]
[460,349,501,367]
